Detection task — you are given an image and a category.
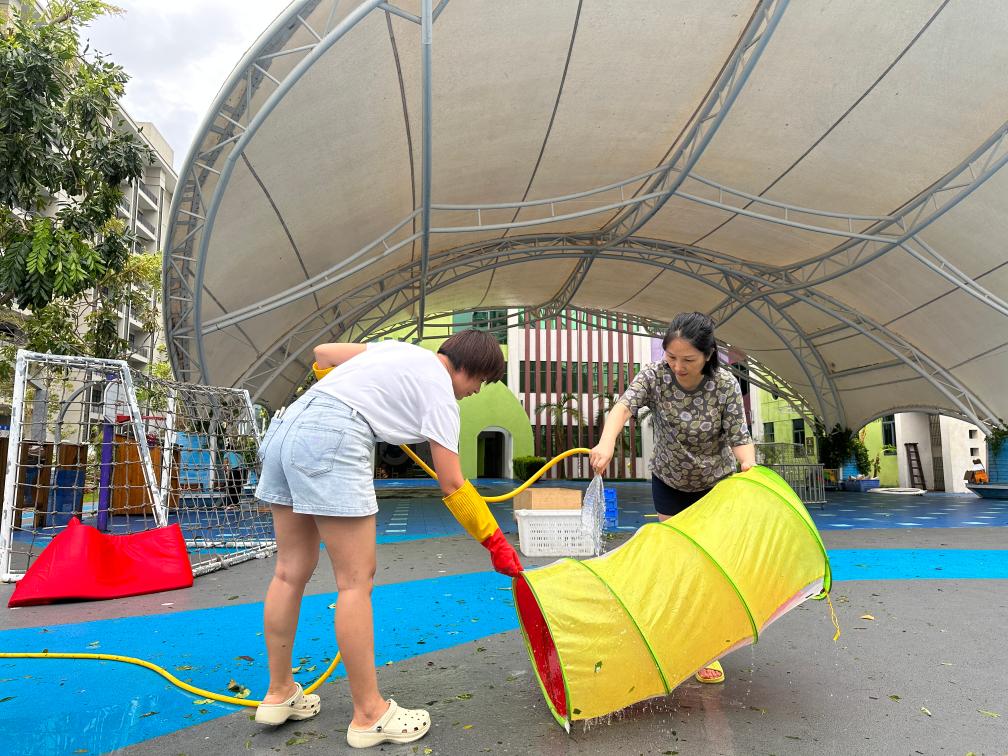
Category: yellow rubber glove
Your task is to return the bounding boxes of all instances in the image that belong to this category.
[313,362,332,381]
[443,481,523,576]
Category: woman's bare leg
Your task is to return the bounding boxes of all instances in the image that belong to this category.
[314,514,389,728]
[261,504,321,703]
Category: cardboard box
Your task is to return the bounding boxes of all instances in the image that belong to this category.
[512,487,583,511]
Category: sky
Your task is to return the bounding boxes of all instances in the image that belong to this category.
[84,1,293,171]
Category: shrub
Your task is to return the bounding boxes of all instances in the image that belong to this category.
[513,455,547,481]
[849,437,872,477]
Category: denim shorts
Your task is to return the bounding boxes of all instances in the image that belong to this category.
[255,392,378,517]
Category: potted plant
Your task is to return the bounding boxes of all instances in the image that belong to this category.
[842,431,880,492]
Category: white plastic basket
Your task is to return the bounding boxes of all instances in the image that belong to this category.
[514,509,596,557]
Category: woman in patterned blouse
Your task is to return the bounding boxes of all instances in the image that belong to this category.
[589,311,755,684]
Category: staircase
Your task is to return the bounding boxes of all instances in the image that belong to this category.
[905,442,927,489]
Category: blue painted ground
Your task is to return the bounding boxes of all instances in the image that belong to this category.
[3,482,1007,753]
[372,482,1008,539]
[2,548,1007,755]
[0,571,516,756]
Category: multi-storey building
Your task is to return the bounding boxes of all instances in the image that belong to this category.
[114,113,177,370]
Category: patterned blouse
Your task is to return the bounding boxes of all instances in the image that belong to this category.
[617,362,752,492]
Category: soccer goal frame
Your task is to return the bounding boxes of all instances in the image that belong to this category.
[1,350,275,582]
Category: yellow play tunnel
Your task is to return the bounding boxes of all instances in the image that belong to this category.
[513,466,832,728]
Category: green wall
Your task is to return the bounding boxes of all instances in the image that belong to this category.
[859,419,898,486]
[758,392,814,453]
[459,382,534,479]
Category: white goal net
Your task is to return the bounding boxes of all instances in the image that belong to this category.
[1,350,275,582]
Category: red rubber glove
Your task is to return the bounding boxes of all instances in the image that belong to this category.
[480,528,523,577]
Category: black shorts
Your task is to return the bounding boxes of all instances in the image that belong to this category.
[651,475,711,517]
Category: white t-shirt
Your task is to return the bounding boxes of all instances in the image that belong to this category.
[310,341,460,452]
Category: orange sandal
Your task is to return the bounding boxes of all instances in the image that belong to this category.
[695,660,725,684]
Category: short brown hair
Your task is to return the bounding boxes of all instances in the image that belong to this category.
[438,329,505,382]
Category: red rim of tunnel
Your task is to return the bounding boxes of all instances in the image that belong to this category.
[514,573,567,720]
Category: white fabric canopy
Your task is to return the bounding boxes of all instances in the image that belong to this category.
[166,0,1008,429]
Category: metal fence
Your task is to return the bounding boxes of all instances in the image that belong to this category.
[768,463,827,507]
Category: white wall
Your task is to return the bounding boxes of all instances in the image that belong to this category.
[939,415,986,493]
[894,412,934,489]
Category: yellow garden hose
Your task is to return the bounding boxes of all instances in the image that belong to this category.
[399,445,592,501]
[0,650,343,708]
[0,449,590,709]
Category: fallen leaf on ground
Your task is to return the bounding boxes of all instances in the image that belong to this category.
[889,694,901,702]
[192,698,212,705]
[978,709,1000,718]
[236,655,254,662]
[463,724,473,730]
[920,707,932,717]
[860,614,875,621]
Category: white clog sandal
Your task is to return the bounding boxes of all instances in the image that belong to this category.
[253,683,321,725]
[346,698,430,748]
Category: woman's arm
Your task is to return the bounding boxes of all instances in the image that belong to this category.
[429,440,466,495]
[589,402,631,475]
[313,342,366,370]
[732,443,756,472]
[720,371,754,471]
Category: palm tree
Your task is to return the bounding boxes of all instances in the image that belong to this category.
[535,393,583,478]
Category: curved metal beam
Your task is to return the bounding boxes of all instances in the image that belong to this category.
[236,237,844,425]
[239,234,995,429]
[164,0,331,383]
[532,0,789,316]
[362,304,823,426]
[166,0,385,384]
[712,121,1008,323]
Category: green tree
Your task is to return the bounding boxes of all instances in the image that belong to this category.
[535,392,582,478]
[0,249,163,385]
[815,423,856,469]
[0,0,153,310]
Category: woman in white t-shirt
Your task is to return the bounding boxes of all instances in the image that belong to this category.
[252,330,521,748]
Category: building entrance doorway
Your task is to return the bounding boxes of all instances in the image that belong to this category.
[478,430,506,479]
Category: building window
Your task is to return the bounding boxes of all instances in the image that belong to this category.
[882,414,896,453]
[792,419,805,446]
[969,429,978,439]
[763,422,775,443]
[970,447,980,457]
[455,310,508,343]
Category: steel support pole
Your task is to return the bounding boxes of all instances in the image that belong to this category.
[417,0,433,340]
